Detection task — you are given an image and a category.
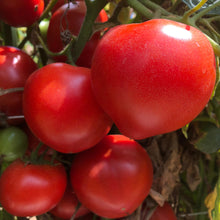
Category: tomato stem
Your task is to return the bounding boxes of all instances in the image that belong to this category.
[72,0,108,63]
[182,0,208,24]
[0,87,24,96]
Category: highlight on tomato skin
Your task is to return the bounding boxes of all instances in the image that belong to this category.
[70,134,153,219]
[91,18,216,140]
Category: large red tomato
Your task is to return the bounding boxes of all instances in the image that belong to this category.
[70,134,153,219]
[50,183,90,219]
[0,0,44,27]
[0,46,38,124]
[150,203,177,220]
[47,1,108,67]
[91,19,216,139]
[23,63,112,153]
[0,159,67,217]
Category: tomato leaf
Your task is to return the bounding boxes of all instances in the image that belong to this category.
[195,127,220,153]
[182,0,220,14]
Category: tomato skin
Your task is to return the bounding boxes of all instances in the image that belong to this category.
[150,203,177,220]
[23,63,112,153]
[70,134,153,219]
[0,159,67,217]
[91,19,216,139]
[0,0,44,27]
[47,1,108,67]
[50,184,90,219]
[0,46,38,124]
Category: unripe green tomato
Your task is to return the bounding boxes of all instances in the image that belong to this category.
[0,126,28,162]
[39,18,50,41]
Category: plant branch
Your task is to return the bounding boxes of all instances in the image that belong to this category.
[0,87,24,96]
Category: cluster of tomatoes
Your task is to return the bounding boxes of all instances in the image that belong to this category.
[0,0,217,219]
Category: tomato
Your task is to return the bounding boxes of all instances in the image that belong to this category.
[91,19,216,140]
[150,203,177,220]
[70,134,153,219]
[0,46,38,125]
[0,0,44,27]
[50,183,90,219]
[47,1,108,67]
[0,126,28,162]
[23,63,112,153]
[0,159,67,217]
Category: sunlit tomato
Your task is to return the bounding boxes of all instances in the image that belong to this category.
[0,126,28,162]
[70,134,153,219]
[23,63,112,153]
[50,184,90,219]
[91,19,216,139]
[150,203,177,220]
[47,1,108,67]
[0,159,67,217]
[0,0,44,27]
[0,46,38,124]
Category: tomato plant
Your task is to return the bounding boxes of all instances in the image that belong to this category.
[47,1,108,67]
[0,0,44,27]
[150,202,177,220]
[70,134,153,219]
[0,46,38,125]
[50,183,90,219]
[0,126,28,162]
[0,159,67,217]
[23,63,112,153]
[91,18,216,140]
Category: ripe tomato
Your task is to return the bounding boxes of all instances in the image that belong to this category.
[91,19,216,139]
[0,126,28,162]
[0,46,38,124]
[47,1,108,67]
[23,63,112,153]
[150,203,177,220]
[50,183,90,219]
[0,159,67,217]
[70,134,153,219]
[0,0,44,27]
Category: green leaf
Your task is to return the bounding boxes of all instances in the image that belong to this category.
[195,127,220,153]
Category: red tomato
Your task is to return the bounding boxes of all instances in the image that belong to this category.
[150,203,177,220]
[23,63,112,153]
[91,19,216,139]
[70,134,153,219]
[47,1,108,67]
[0,0,44,27]
[0,159,67,217]
[0,46,38,124]
[50,184,90,219]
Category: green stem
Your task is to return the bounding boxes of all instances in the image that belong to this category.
[0,87,24,96]
[38,0,58,22]
[126,0,154,19]
[139,0,173,16]
[36,31,76,57]
[72,0,108,63]
[182,0,208,24]
[205,34,220,57]
[193,0,220,22]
